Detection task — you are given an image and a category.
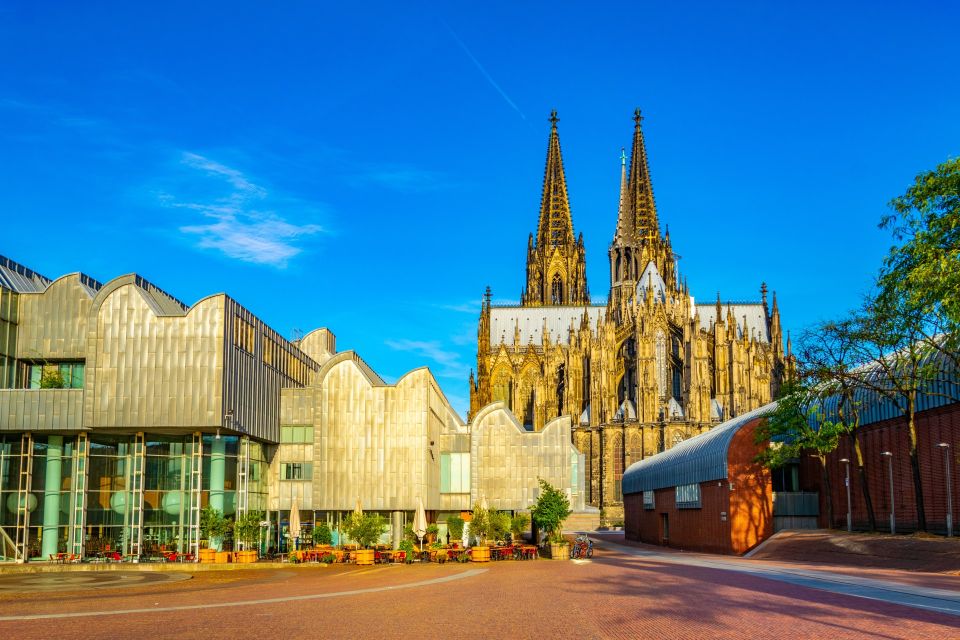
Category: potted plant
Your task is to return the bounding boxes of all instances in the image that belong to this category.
[446,515,465,546]
[398,538,415,564]
[343,512,388,565]
[531,479,571,560]
[469,504,491,562]
[313,522,333,547]
[233,510,263,563]
[199,506,232,563]
[510,513,531,543]
[426,523,440,543]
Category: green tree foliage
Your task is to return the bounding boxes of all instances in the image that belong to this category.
[234,510,264,550]
[755,380,846,527]
[446,515,465,541]
[531,478,571,543]
[199,506,232,549]
[343,512,388,549]
[488,510,510,542]
[39,366,65,389]
[312,521,333,546]
[469,504,491,545]
[509,513,531,541]
[881,157,960,327]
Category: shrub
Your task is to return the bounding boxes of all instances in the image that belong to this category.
[446,515,465,541]
[343,512,388,549]
[234,510,263,550]
[470,504,491,545]
[510,513,531,541]
[313,522,333,546]
[531,478,571,544]
[320,553,336,564]
[199,506,232,550]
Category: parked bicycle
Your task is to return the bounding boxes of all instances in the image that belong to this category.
[570,535,594,559]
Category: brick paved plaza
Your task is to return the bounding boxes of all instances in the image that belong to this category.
[0,537,958,639]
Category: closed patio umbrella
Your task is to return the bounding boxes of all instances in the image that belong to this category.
[413,496,428,553]
[289,494,301,550]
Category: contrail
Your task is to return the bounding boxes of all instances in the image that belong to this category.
[443,21,526,120]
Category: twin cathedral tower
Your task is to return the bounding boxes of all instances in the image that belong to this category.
[468,110,789,517]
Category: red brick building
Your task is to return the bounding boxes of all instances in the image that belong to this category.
[807,401,960,534]
[622,405,775,555]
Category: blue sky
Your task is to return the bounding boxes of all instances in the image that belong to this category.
[2,2,958,417]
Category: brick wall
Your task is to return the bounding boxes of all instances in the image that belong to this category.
[817,402,960,533]
[624,416,772,555]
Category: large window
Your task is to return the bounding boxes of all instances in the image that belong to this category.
[280,462,312,481]
[643,490,655,510]
[440,453,470,493]
[26,362,84,389]
[280,426,314,444]
[675,483,701,509]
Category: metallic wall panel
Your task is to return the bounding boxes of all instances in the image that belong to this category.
[83,284,225,429]
[470,403,583,512]
[17,275,95,360]
[0,389,83,431]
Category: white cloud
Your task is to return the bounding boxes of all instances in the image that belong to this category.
[384,338,471,380]
[160,152,325,267]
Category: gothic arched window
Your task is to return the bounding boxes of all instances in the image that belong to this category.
[551,274,563,305]
[628,433,643,463]
[655,331,667,399]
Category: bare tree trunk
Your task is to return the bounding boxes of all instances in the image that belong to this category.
[819,455,834,528]
[852,433,877,531]
[907,395,927,531]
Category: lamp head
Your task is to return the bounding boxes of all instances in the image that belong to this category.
[938,442,950,449]
[881,451,892,457]
[839,458,849,463]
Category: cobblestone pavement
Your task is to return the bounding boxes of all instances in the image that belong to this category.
[1,542,958,639]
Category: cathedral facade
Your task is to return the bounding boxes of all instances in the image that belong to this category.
[468,110,789,519]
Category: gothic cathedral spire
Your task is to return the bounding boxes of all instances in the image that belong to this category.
[629,108,659,240]
[522,111,589,307]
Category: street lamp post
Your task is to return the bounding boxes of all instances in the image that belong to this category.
[840,458,852,532]
[939,443,953,537]
[881,451,895,535]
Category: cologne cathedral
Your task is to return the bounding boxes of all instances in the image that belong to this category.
[468,110,789,518]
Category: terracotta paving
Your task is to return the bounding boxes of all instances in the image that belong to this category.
[1,543,958,639]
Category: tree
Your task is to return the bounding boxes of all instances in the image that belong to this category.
[800,319,877,530]
[199,506,232,550]
[880,157,960,328]
[446,515,465,543]
[469,504,491,545]
[510,513,531,541]
[234,510,264,551]
[312,522,333,546]
[342,512,388,549]
[755,379,845,528]
[531,478,571,543]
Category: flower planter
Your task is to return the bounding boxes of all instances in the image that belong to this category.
[198,548,216,564]
[215,551,231,564]
[234,550,258,564]
[549,543,569,560]
[471,546,490,563]
[355,549,374,566]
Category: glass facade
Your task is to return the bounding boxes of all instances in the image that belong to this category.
[0,287,16,389]
[1,433,268,562]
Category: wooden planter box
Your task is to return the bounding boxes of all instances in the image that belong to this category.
[198,548,216,563]
[549,543,569,560]
[471,546,490,562]
[215,551,231,564]
[234,550,258,564]
[355,549,375,565]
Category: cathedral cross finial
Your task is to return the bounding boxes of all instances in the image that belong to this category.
[549,110,559,127]
[620,147,626,166]
[634,108,643,126]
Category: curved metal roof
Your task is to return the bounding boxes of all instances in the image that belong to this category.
[622,401,778,494]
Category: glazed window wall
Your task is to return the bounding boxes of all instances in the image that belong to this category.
[26,362,85,389]
[142,436,192,556]
[0,435,75,560]
[0,287,16,389]
[86,436,136,556]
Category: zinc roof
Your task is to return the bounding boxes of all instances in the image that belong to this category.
[622,401,777,494]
